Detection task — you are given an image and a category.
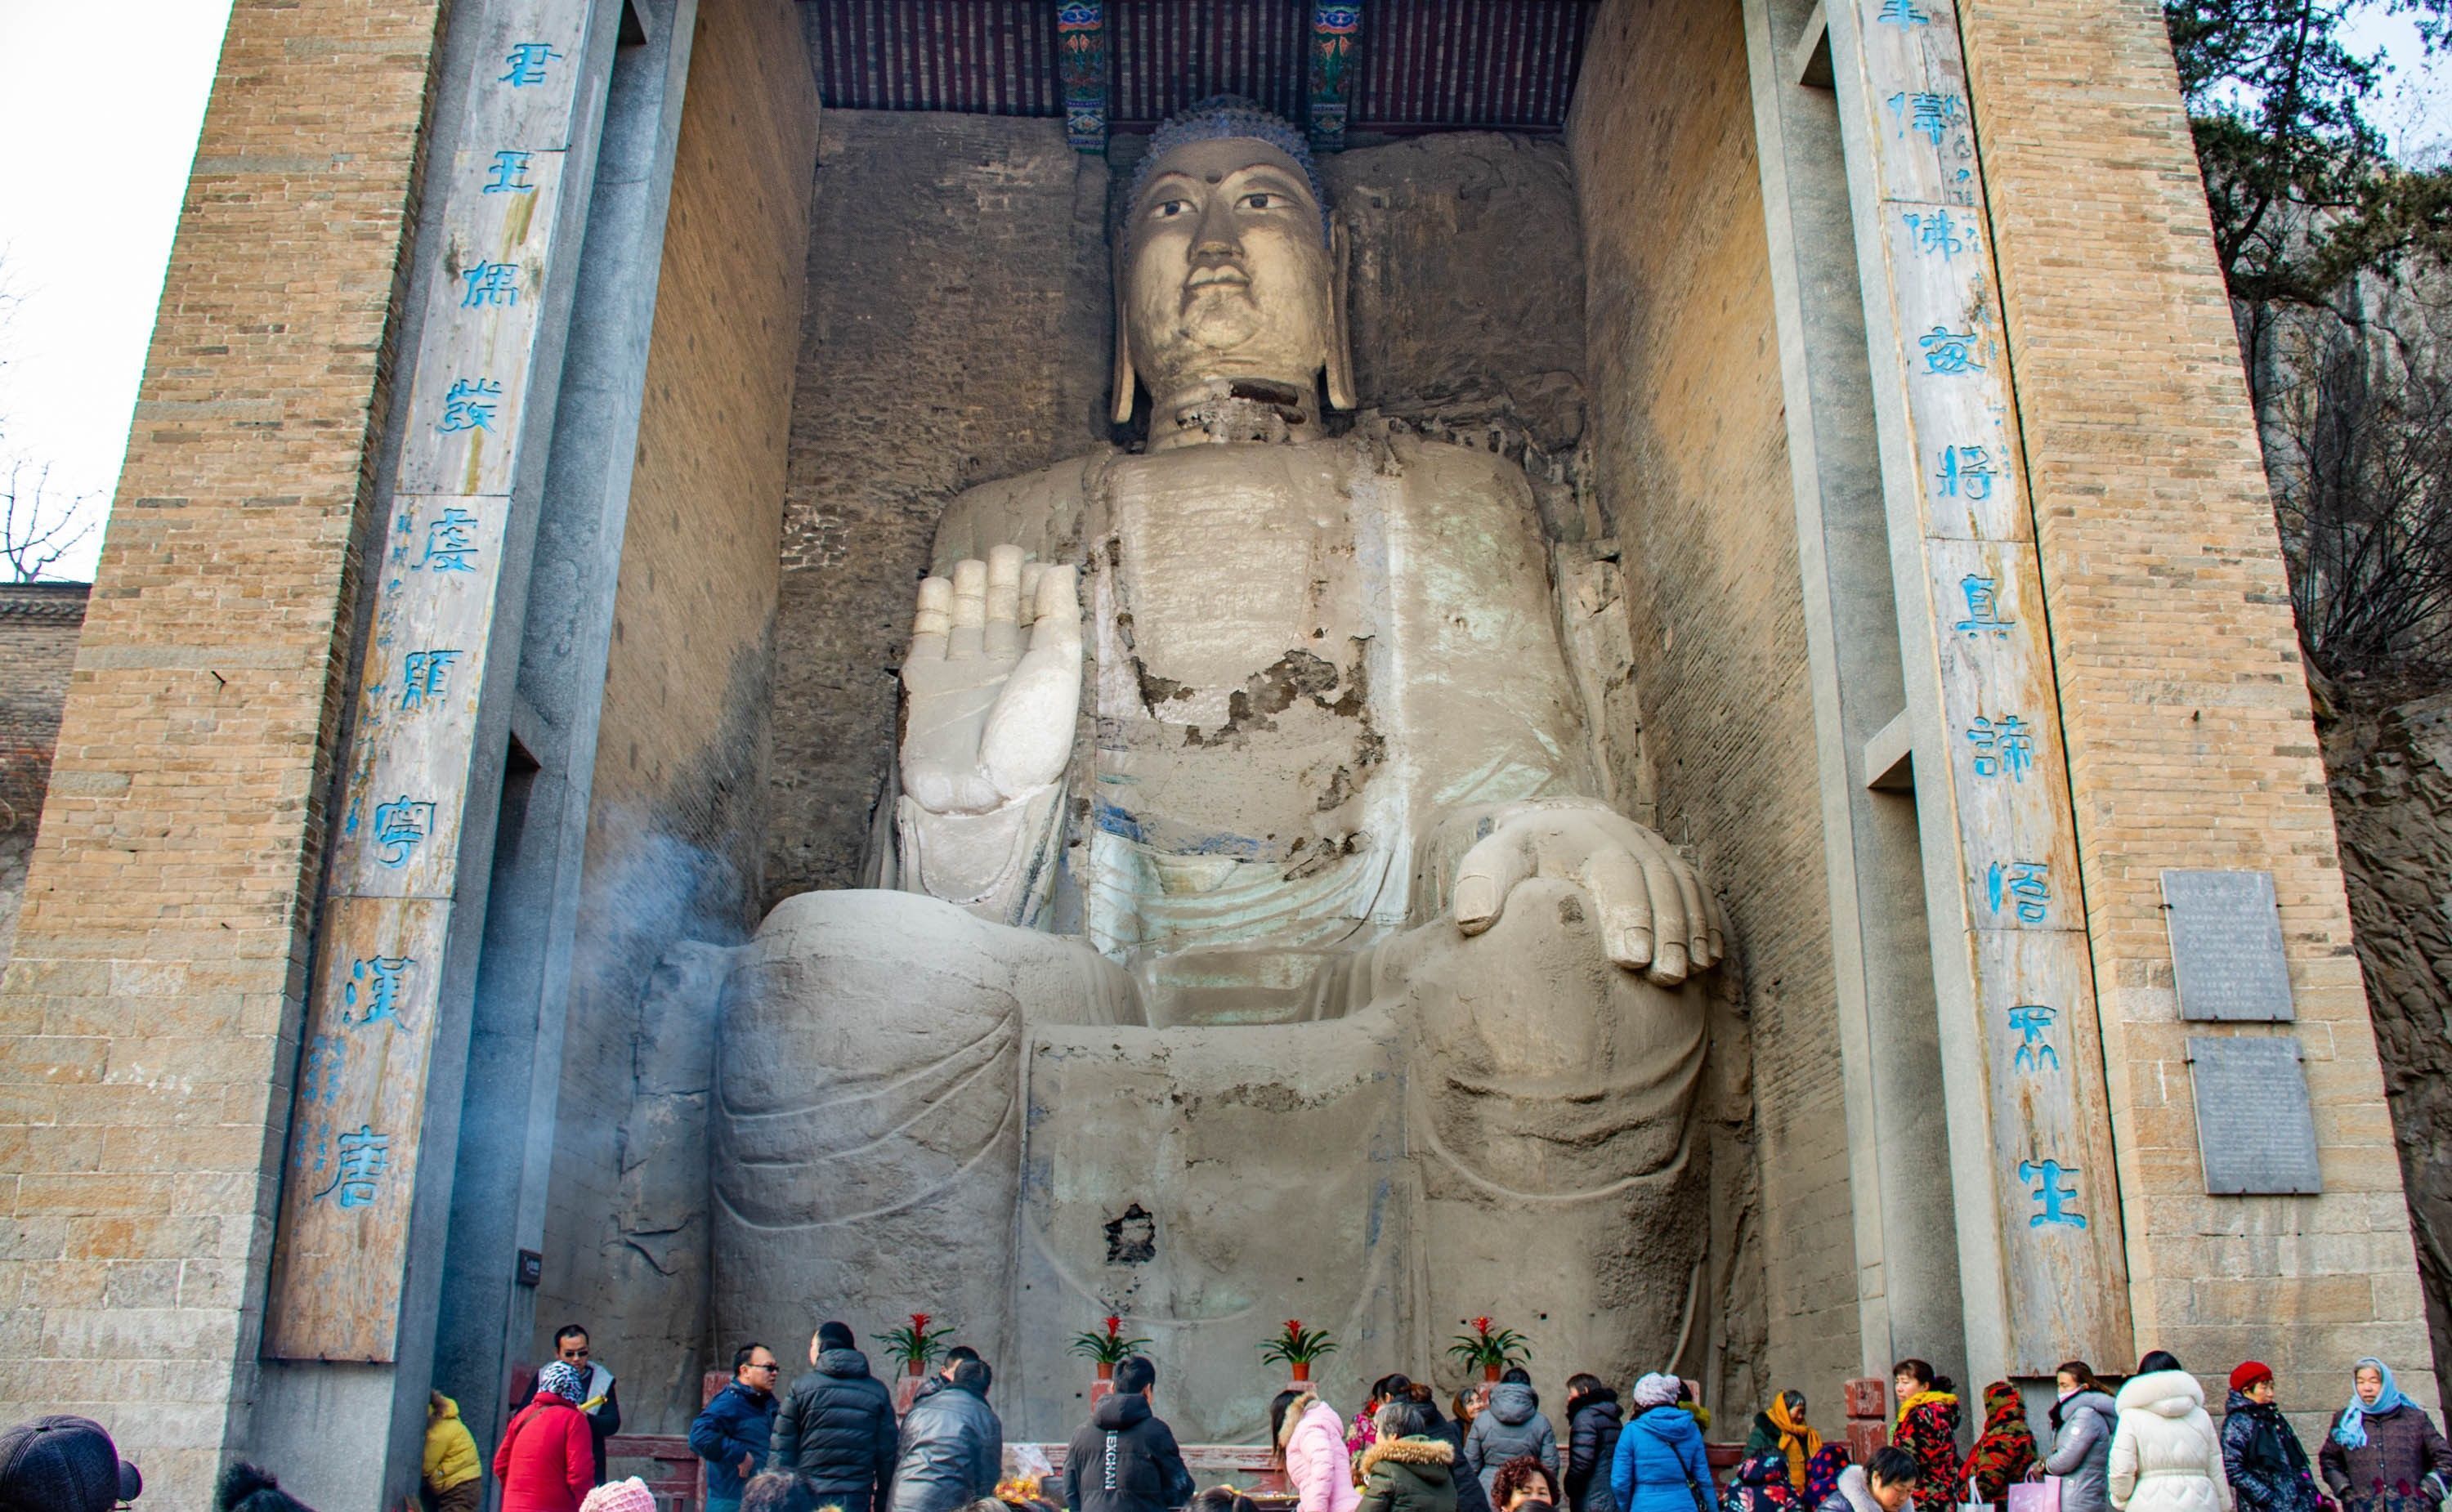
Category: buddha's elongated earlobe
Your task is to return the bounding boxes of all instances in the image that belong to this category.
[1111,236,1139,426]
[1325,218,1358,412]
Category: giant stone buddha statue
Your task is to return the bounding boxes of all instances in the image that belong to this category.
[714,99,1725,1439]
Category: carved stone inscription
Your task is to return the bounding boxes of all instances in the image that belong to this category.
[2186,1036,2323,1195]
[2163,868,2294,1022]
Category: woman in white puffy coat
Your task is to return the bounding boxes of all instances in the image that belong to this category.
[2109,1353,2233,1512]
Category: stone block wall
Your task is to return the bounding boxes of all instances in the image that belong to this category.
[0,583,87,970]
[1569,0,1846,1417]
[0,0,445,1498]
[538,0,818,1432]
[1959,0,2439,1409]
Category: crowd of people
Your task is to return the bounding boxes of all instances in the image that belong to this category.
[7,1337,2452,1512]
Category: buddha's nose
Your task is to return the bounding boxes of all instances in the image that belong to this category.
[1190,195,1243,264]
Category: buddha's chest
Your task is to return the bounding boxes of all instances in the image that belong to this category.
[1095,445,1369,731]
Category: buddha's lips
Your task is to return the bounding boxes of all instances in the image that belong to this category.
[1185,267,1251,292]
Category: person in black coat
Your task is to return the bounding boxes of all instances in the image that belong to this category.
[1063,1356,1196,1512]
[1565,1376,1626,1512]
[1416,1385,1497,1512]
[2221,1363,2319,1512]
[768,1322,900,1512]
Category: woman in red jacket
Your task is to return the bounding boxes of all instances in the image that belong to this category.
[497,1360,597,1512]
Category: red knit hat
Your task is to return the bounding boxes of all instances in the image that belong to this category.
[2230,1361,2274,1393]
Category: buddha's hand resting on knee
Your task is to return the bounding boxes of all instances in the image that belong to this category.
[1442,798,1725,986]
[899,544,1083,815]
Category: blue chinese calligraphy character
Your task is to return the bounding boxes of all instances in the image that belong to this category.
[302,1034,347,1106]
[437,378,501,434]
[316,1125,391,1210]
[1966,714,2034,781]
[2007,1004,2061,1073]
[501,42,563,87]
[1877,0,1932,21]
[369,797,436,868]
[343,955,414,1030]
[418,508,481,573]
[1987,859,2051,924]
[297,1118,332,1177]
[1919,325,1984,374]
[2017,1158,2087,1228]
[1936,444,1999,500]
[1887,90,1967,146]
[461,262,519,308]
[483,150,535,195]
[1953,573,2016,637]
[400,650,461,712]
[1904,209,1971,260]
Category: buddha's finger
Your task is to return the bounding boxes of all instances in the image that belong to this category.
[1579,843,1655,973]
[1632,836,1691,986]
[1029,564,1081,650]
[949,558,988,660]
[911,576,953,663]
[986,546,1024,656]
[1452,825,1532,936]
[1018,561,1048,627]
[1667,847,1711,972]
[1705,893,1727,968]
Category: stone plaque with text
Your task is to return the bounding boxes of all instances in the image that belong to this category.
[2163,869,2294,1021]
[2186,1036,2323,1195]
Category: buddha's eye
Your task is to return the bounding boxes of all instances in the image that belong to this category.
[1153,199,1191,218]
[1239,192,1277,209]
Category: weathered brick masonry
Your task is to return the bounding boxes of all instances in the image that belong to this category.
[1960,0,2436,1400]
[1570,0,1855,1415]
[0,0,446,1498]
[0,583,87,969]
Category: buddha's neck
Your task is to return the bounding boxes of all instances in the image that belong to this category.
[1147,375,1324,451]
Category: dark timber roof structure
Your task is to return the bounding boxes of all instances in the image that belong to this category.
[799,0,1599,136]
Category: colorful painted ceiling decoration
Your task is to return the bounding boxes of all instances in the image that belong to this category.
[799,0,1599,141]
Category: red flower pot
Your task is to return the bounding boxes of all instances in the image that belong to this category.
[1097,1361,1116,1382]
[1292,1362,1312,1384]
[1484,1364,1503,1383]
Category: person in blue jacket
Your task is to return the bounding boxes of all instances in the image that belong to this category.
[1613,1374,1712,1512]
[693,1343,785,1512]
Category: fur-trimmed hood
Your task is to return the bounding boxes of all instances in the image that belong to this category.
[1362,1435,1460,1474]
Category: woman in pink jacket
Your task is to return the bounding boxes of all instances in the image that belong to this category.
[1277,1389,1365,1512]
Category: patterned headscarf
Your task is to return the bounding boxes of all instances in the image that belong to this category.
[580,1478,662,1512]
[2334,1358,2414,1448]
[536,1361,587,1403]
[1634,1373,1684,1410]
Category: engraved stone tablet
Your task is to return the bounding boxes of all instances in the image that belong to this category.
[2186,1036,2322,1195]
[2163,869,2294,1021]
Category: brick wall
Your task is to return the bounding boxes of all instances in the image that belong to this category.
[536,0,818,1416]
[765,110,1112,904]
[0,0,445,1497]
[1569,0,1853,1418]
[1959,0,2437,1407]
[0,584,87,970]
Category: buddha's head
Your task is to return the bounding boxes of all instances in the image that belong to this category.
[1113,96,1356,445]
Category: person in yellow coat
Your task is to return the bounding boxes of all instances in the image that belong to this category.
[426,1390,484,1512]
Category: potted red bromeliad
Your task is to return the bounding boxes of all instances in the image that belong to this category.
[1068,1314,1152,1383]
[1260,1319,1341,1385]
[1446,1316,1531,1383]
[875,1313,957,1377]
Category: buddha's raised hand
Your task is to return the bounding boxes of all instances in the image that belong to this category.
[899,545,1083,816]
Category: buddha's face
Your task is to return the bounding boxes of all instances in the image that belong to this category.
[1124,136,1332,403]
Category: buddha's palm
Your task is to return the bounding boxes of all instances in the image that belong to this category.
[896,548,1081,918]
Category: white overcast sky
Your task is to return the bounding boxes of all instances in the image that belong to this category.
[0,1,2447,584]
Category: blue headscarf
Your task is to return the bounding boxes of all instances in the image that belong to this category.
[2333,1358,2413,1447]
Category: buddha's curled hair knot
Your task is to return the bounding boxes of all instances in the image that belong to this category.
[1129,94,1332,244]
